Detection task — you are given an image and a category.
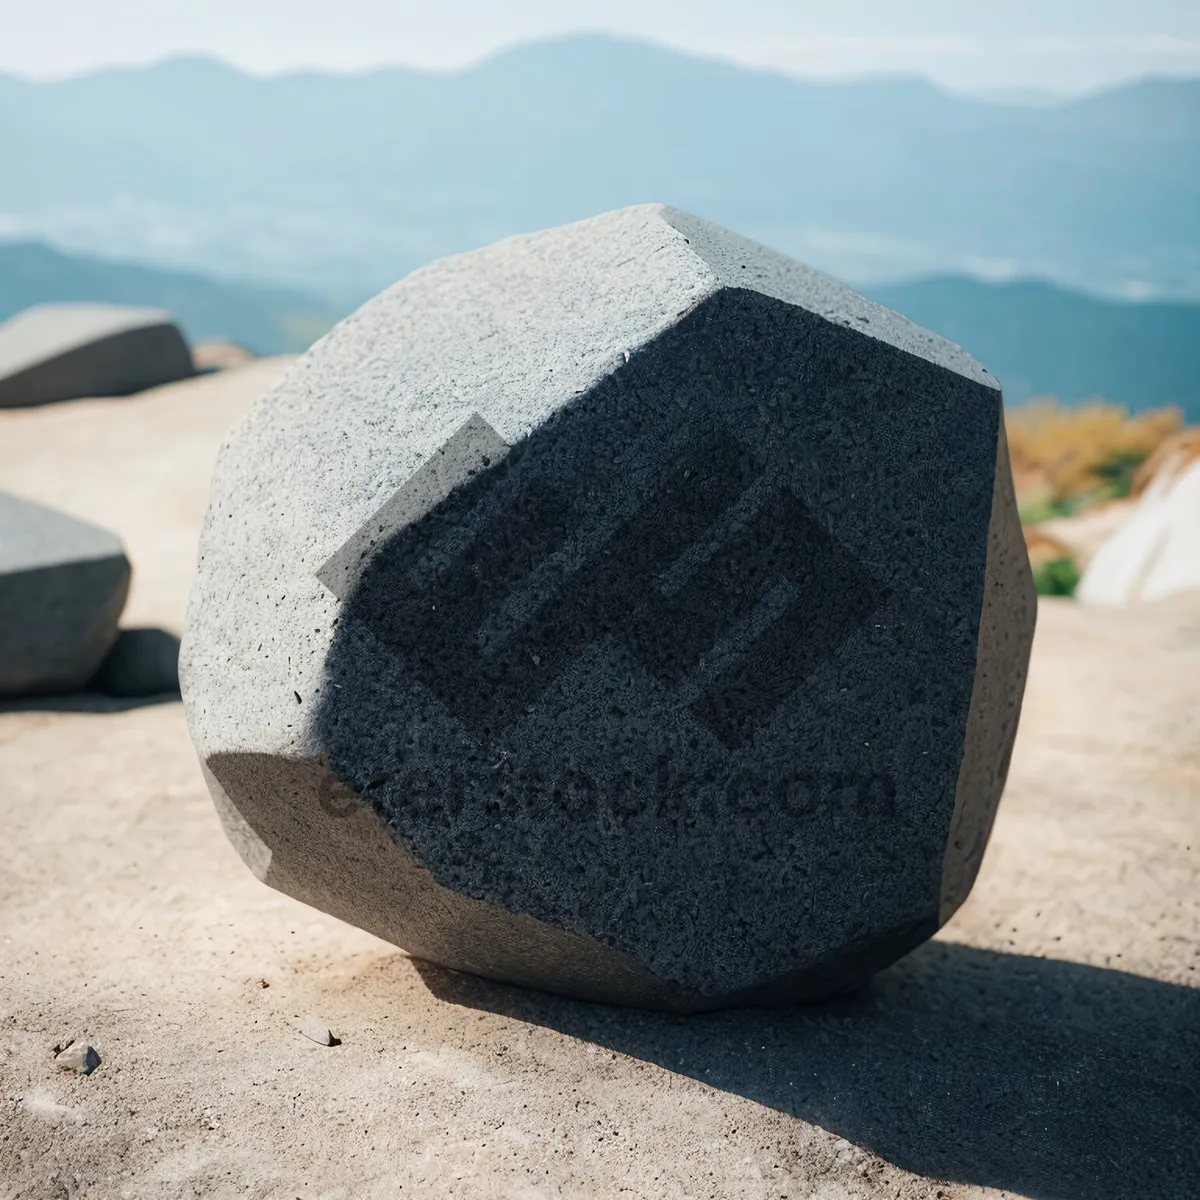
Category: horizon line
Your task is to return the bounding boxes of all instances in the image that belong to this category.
[2,233,1197,310]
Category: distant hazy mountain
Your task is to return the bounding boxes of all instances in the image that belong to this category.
[2,239,1194,419]
[2,35,1197,303]
[0,242,332,354]
[874,277,1200,420]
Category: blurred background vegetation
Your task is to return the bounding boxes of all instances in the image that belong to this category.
[1009,398,1181,521]
[1008,398,1186,595]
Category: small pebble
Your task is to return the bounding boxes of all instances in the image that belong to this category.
[297,1016,337,1046]
[55,1042,101,1074]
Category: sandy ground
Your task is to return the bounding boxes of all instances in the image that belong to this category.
[0,359,290,633]
[1,364,1198,1200]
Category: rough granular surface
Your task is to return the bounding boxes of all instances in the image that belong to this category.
[182,204,1036,1010]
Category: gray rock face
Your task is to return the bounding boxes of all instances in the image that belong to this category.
[93,628,181,697]
[0,493,131,697]
[182,205,1036,1012]
[0,303,193,408]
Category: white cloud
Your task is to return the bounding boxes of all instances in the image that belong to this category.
[680,32,1200,92]
[1022,34,1200,56]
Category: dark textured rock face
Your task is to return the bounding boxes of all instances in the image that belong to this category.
[0,492,131,696]
[0,303,193,408]
[182,205,1036,1011]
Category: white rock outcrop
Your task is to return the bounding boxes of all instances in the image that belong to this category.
[1079,437,1200,606]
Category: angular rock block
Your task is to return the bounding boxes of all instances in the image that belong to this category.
[183,205,1036,1012]
[0,493,131,696]
[0,303,193,408]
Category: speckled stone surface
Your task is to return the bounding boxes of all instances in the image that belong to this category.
[0,492,130,696]
[0,303,193,408]
[182,205,1036,1011]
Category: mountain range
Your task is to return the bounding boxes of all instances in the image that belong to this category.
[2,35,1198,304]
[868,277,1200,420]
[3,240,1196,420]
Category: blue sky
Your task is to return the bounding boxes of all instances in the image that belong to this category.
[3,0,1199,93]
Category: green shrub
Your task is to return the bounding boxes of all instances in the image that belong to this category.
[1033,557,1082,597]
[1089,449,1149,499]
[1019,496,1084,525]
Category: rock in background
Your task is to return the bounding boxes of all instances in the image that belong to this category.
[0,302,193,408]
[183,205,1036,1011]
[1079,430,1200,605]
[0,492,131,696]
[192,340,255,373]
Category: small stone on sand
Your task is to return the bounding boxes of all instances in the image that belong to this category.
[55,1042,101,1074]
[297,1017,336,1046]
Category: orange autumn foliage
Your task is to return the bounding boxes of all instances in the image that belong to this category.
[1006,397,1182,513]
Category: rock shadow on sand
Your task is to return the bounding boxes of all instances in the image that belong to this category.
[414,940,1200,1200]
[0,628,182,713]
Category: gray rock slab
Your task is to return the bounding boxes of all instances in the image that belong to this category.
[0,303,193,408]
[0,493,131,696]
[182,204,1036,1012]
[92,627,181,697]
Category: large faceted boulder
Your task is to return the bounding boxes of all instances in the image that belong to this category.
[0,303,193,408]
[0,493,131,696]
[182,205,1036,1012]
